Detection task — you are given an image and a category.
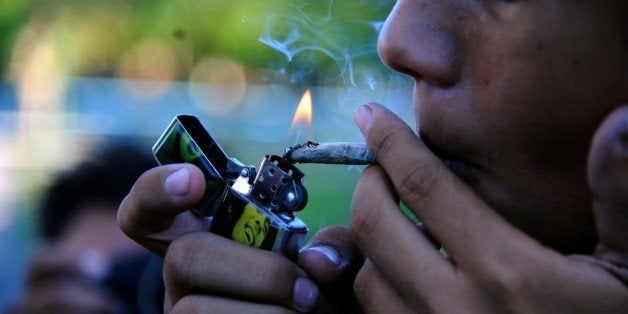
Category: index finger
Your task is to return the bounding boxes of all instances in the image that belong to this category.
[163,231,319,312]
[117,163,208,256]
[354,103,531,265]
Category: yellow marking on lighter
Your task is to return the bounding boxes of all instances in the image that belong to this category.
[232,204,270,248]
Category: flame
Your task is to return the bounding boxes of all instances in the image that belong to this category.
[291,89,313,128]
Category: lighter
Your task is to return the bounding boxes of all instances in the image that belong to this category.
[153,115,308,257]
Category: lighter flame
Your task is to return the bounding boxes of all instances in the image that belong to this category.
[291,89,313,128]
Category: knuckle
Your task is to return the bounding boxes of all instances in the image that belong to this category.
[256,259,294,293]
[468,255,527,298]
[369,121,443,209]
[396,159,442,209]
[350,193,384,248]
[163,232,206,287]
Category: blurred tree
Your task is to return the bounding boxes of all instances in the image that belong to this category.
[0,0,34,78]
[0,0,394,85]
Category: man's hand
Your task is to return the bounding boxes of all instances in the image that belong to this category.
[350,103,628,313]
[117,164,362,312]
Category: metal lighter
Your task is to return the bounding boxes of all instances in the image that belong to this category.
[153,115,308,257]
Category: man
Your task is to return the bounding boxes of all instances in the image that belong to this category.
[17,142,163,313]
[118,0,627,312]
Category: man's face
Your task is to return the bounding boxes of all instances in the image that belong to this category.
[378,0,628,253]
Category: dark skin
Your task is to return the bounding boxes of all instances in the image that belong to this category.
[350,103,628,312]
[379,0,628,254]
[118,164,361,312]
[118,0,628,312]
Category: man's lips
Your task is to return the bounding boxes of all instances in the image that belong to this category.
[419,132,480,183]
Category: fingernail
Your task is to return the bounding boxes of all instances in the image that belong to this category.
[354,105,373,134]
[301,245,341,265]
[164,166,190,197]
[293,277,319,312]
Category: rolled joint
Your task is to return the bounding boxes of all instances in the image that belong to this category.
[284,141,377,165]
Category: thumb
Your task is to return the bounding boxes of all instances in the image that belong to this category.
[298,226,363,285]
[588,105,628,257]
[297,226,363,312]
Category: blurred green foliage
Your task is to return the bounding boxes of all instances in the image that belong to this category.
[0,0,405,235]
[1,0,394,84]
[0,1,32,73]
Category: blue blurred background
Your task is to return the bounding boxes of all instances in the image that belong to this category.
[0,0,414,309]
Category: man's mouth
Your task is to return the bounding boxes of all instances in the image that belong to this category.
[419,132,480,184]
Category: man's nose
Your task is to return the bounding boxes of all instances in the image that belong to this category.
[377,0,462,88]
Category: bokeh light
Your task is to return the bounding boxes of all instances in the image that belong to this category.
[188,56,247,116]
[118,40,179,100]
[11,21,67,112]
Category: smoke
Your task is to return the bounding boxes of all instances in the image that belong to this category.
[250,0,414,142]
[256,1,394,88]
